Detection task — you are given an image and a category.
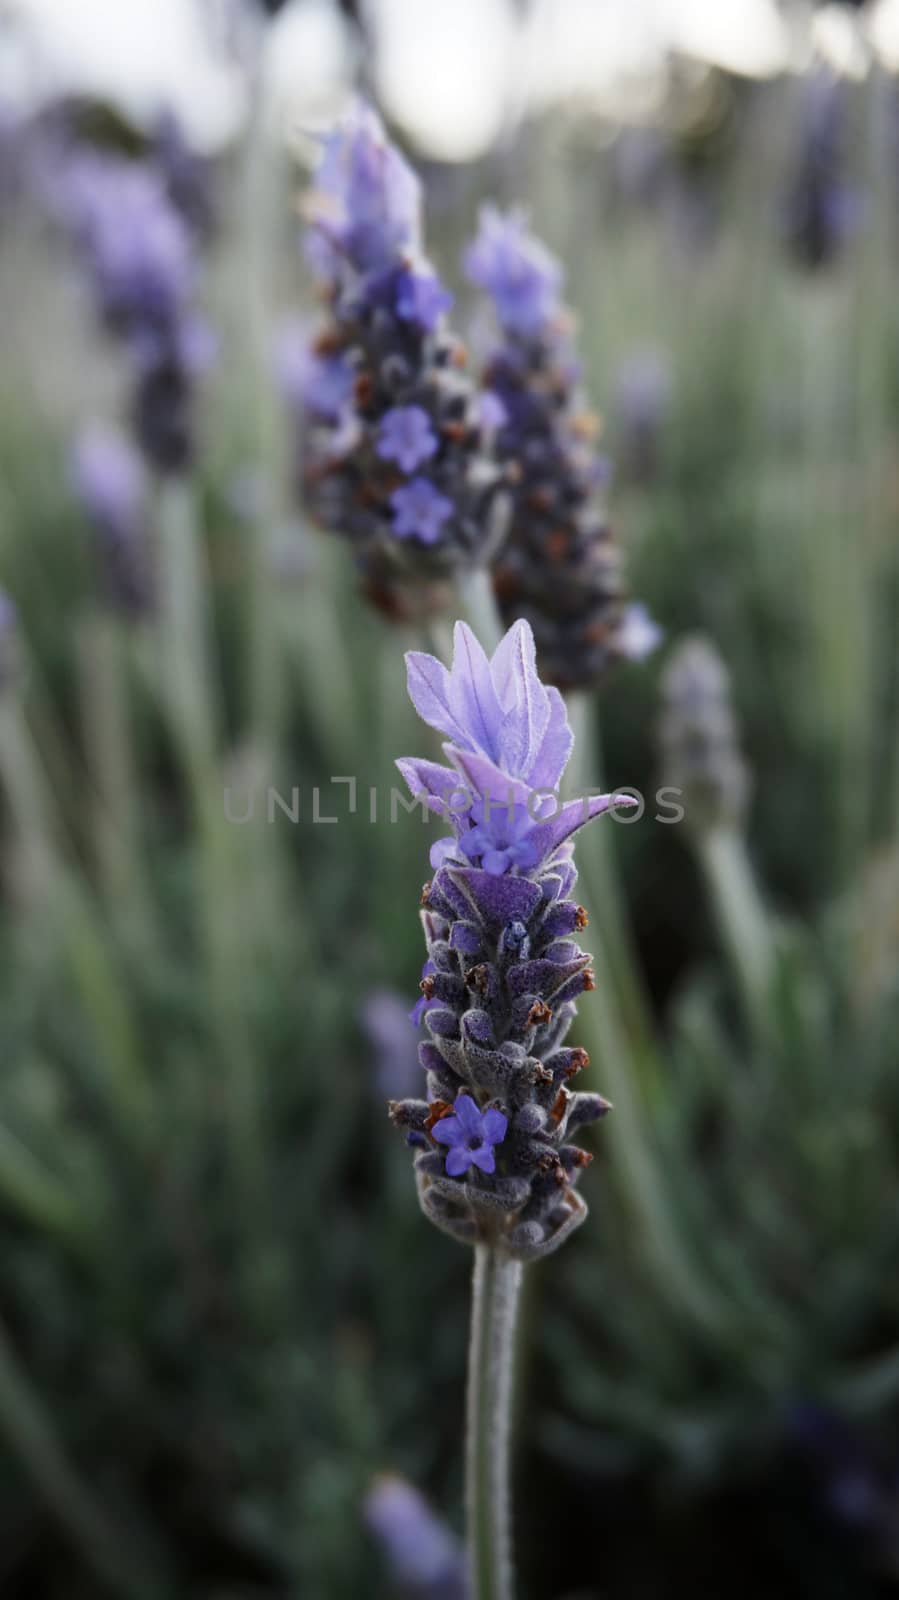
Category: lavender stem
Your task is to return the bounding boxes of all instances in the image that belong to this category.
[466,1246,523,1600]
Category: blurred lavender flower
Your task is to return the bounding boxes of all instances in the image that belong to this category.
[153,109,216,241]
[0,590,18,690]
[360,989,423,1101]
[613,346,673,485]
[783,69,864,271]
[389,618,629,1260]
[658,636,749,831]
[57,151,213,473]
[616,602,664,663]
[464,206,658,688]
[364,1475,468,1599]
[71,425,154,617]
[789,1403,899,1568]
[297,102,506,607]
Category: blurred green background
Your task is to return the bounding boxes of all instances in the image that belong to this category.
[1,1,898,1595]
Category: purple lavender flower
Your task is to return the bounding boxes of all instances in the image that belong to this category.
[390,479,454,545]
[432,1094,507,1177]
[153,109,215,241]
[277,323,355,424]
[297,101,506,602]
[360,990,423,1101]
[388,618,626,1261]
[378,406,438,473]
[309,101,422,277]
[364,1474,467,1599]
[613,347,673,485]
[71,424,153,617]
[465,207,650,688]
[464,207,562,337]
[457,800,539,877]
[395,265,453,332]
[57,151,211,474]
[0,589,18,690]
[783,69,865,271]
[616,603,663,663]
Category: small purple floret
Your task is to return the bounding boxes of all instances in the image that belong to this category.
[390,478,453,544]
[432,1093,507,1178]
[459,800,539,877]
[394,265,453,331]
[377,405,438,473]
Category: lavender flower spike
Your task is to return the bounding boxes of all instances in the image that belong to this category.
[297,101,507,609]
[465,206,659,688]
[389,617,627,1263]
[57,152,213,474]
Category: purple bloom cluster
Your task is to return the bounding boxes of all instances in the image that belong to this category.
[58,151,213,473]
[464,206,659,688]
[71,425,154,618]
[389,619,627,1261]
[297,103,506,606]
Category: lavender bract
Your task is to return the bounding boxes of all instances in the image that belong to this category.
[298,103,506,607]
[464,206,658,689]
[389,619,626,1262]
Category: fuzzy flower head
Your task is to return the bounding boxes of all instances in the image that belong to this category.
[465,205,563,336]
[464,207,655,688]
[389,618,624,1260]
[297,102,505,592]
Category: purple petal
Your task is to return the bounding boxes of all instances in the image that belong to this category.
[432,1116,462,1145]
[445,1146,472,1177]
[405,651,469,745]
[529,687,574,791]
[482,1108,508,1144]
[445,747,533,813]
[470,1145,497,1174]
[395,756,462,813]
[482,849,511,876]
[453,1094,482,1134]
[526,791,637,861]
[492,620,550,779]
[430,835,459,870]
[447,623,504,760]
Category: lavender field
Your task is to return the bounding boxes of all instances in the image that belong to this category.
[0,3,898,1597]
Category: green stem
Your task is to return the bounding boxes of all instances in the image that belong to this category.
[156,474,218,769]
[458,568,503,655]
[696,825,772,1047]
[75,613,146,916]
[466,1246,523,1600]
